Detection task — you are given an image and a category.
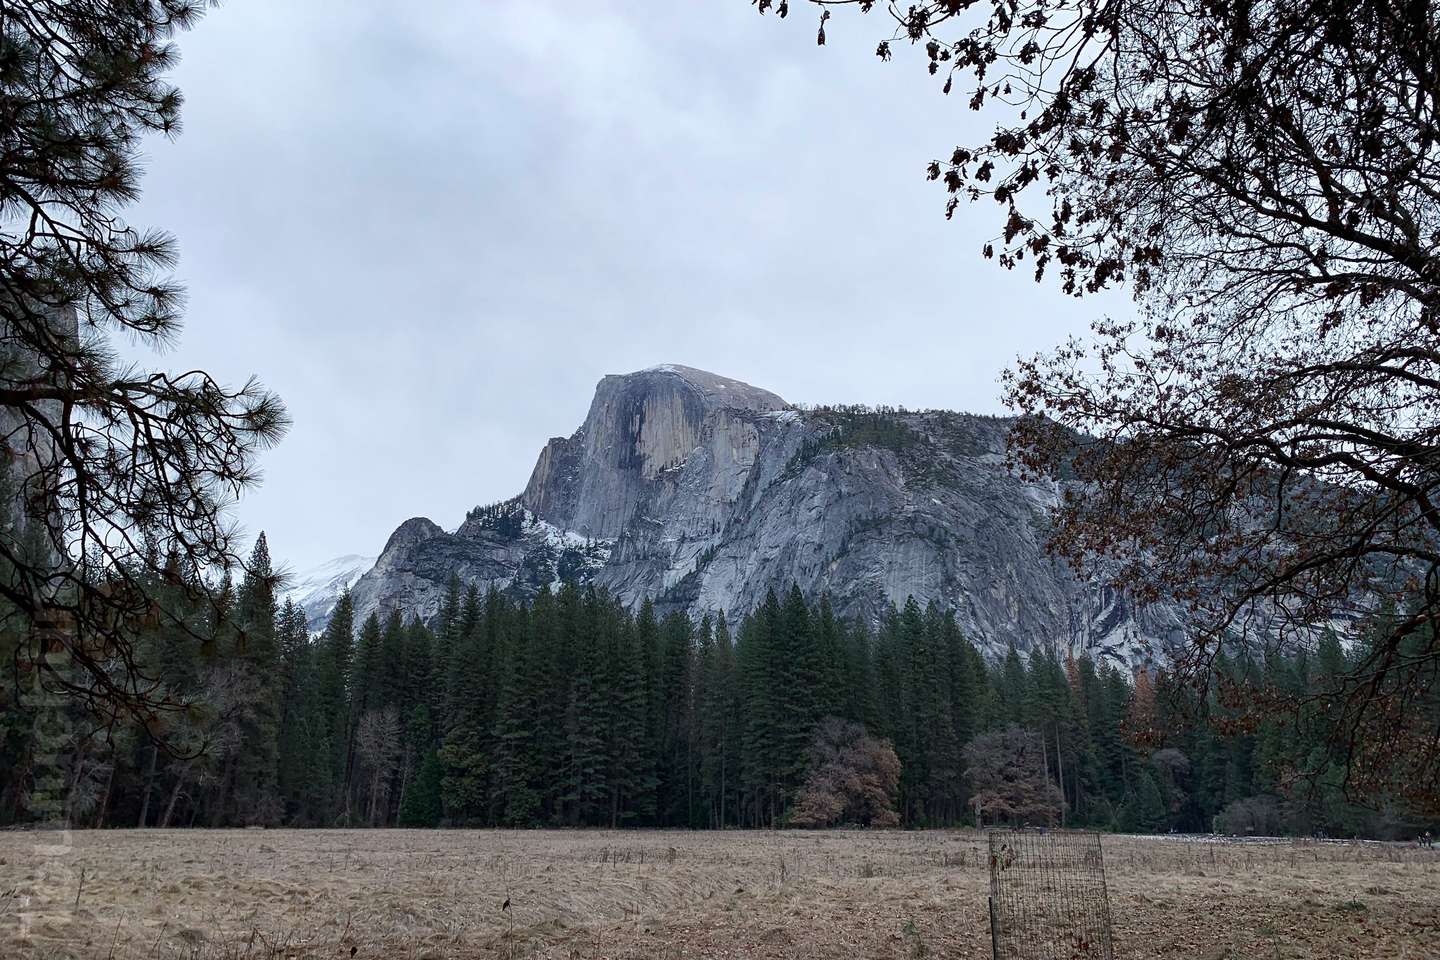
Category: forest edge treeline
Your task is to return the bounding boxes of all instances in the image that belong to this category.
[3,534,1435,840]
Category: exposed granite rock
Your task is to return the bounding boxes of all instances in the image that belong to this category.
[347,507,612,631]
[0,304,78,539]
[341,365,1181,664]
[523,364,788,538]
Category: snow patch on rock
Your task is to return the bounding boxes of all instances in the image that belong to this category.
[284,554,377,631]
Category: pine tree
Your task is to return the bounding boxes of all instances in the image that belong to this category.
[431,575,463,728]
[813,595,847,722]
[1130,768,1168,833]
[398,750,444,827]
[738,593,785,826]
[697,612,740,827]
[844,617,878,731]
[656,610,695,826]
[998,641,1029,727]
[605,602,654,826]
[779,585,820,804]
[313,591,355,824]
[871,606,904,744]
[634,599,663,824]
[491,593,542,827]
[276,599,319,823]
[347,612,386,820]
[560,589,610,825]
[531,586,575,823]
[438,586,492,824]
[395,617,434,825]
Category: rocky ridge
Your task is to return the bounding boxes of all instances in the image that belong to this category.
[333,364,1182,664]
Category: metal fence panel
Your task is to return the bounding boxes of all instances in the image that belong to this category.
[987,830,1115,960]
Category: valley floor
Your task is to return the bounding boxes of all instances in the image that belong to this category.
[2,828,1437,959]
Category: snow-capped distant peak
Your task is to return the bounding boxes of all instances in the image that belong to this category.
[283,554,377,630]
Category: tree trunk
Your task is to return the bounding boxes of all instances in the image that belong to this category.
[95,760,116,829]
[211,753,235,827]
[719,742,727,829]
[397,746,413,825]
[137,744,159,828]
[1055,725,1066,827]
[368,770,380,826]
[686,733,694,829]
[342,724,358,825]
[160,762,191,829]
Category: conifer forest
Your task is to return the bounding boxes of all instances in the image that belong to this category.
[3,535,1430,840]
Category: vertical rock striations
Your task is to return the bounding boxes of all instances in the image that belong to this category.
[341,365,1179,664]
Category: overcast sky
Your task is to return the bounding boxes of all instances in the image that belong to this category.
[130,0,1128,572]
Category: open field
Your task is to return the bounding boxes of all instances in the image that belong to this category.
[2,829,1437,959]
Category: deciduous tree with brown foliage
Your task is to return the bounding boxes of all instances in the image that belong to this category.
[963,726,1064,826]
[758,0,1440,812]
[790,717,901,827]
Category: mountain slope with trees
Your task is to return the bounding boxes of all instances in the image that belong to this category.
[340,365,1186,667]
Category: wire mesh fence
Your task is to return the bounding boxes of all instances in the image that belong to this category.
[987,830,1115,960]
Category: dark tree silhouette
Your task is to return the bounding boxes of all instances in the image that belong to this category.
[0,3,287,730]
[759,1,1440,811]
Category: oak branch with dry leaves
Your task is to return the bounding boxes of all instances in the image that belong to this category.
[0,3,287,733]
[757,0,1440,811]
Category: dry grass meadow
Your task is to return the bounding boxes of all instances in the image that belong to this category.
[1,829,1436,959]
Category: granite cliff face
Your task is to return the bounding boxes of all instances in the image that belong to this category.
[0,305,78,535]
[341,364,1180,663]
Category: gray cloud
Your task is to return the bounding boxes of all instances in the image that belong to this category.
[128,0,1129,570]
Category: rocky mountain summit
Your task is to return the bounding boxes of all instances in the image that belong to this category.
[332,364,1180,663]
